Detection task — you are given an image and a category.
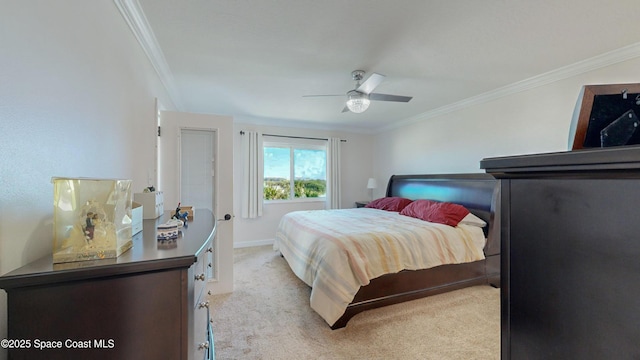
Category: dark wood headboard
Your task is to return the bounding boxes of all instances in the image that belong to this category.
[386,173,500,256]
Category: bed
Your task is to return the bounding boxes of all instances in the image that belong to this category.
[274,173,500,329]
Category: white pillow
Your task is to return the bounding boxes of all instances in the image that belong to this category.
[459,213,487,227]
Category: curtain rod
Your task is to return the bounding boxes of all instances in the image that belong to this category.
[239,131,346,142]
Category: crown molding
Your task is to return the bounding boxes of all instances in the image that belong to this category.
[114,0,183,110]
[376,42,640,134]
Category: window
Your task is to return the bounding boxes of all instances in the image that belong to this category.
[263,141,327,201]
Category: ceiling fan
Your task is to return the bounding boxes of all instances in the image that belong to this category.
[303,70,413,113]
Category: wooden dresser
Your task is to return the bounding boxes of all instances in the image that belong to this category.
[481,147,640,360]
[0,210,216,360]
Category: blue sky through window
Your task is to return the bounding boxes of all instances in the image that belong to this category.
[264,147,326,180]
[294,149,326,180]
[264,147,290,179]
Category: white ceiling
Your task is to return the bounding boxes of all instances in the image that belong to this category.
[129,0,640,132]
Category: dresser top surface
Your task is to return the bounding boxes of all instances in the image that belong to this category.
[0,209,216,289]
[481,146,640,174]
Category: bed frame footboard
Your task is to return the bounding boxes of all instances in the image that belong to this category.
[331,260,490,329]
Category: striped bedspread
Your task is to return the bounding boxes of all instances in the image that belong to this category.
[273,207,487,326]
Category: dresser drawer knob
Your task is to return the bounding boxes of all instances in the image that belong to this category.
[198,341,209,350]
[198,301,210,309]
[195,273,206,281]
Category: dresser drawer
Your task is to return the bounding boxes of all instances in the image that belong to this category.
[193,296,211,358]
[193,251,207,307]
[205,242,214,279]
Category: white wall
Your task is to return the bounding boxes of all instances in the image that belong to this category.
[373,57,640,197]
[0,1,174,355]
[232,120,374,247]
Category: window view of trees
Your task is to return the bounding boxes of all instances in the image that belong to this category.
[263,178,326,200]
[263,145,326,201]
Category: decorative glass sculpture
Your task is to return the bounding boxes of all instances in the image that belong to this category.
[52,177,133,263]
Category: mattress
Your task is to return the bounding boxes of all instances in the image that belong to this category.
[273,207,486,326]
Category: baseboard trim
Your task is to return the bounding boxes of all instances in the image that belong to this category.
[234,239,274,249]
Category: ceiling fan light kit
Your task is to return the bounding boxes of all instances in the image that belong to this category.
[346,90,370,113]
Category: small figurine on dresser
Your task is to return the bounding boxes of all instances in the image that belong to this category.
[84,212,97,241]
[173,202,189,224]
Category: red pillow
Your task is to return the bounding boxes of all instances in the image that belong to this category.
[365,197,413,212]
[399,200,470,226]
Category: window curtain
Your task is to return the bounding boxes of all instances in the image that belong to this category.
[241,131,263,218]
[326,137,341,209]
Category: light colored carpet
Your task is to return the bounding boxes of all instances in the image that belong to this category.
[208,245,500,360]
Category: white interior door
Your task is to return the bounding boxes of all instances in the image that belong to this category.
[158,111,234,295]
[180,129,215,211]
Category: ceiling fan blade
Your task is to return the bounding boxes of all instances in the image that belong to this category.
[356,73,385,94]
[341,105,350,113]
[369,93,413,102]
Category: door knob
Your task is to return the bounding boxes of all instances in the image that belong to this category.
[217,214,232,221]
